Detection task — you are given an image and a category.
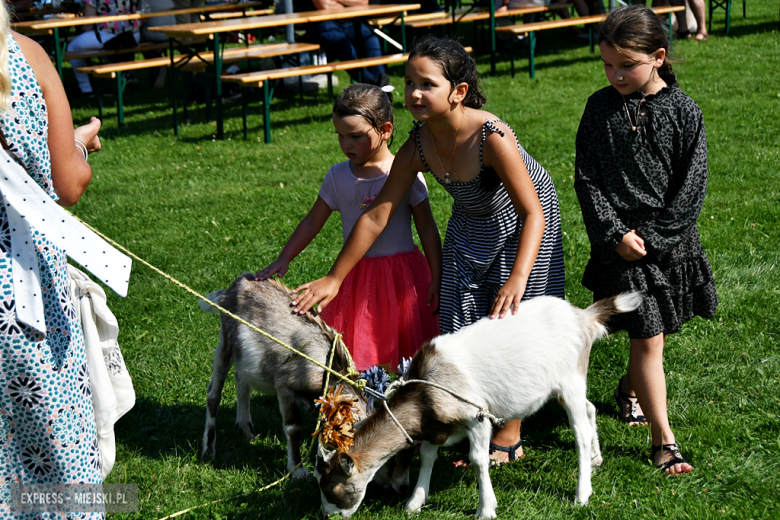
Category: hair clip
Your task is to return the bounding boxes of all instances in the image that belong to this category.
[381,85,395,93]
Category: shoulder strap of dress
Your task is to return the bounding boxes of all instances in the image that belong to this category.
[479,119,508,169]
[409,121,431,173]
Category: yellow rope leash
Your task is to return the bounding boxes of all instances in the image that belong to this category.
[65,216,366,517]
[72,215,365,391]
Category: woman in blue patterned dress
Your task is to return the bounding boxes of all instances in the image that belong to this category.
[0,2,104,517]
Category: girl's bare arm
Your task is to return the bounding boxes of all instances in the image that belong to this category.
[411,198,442,312]
[482,123,545,319]
[13,32,95,207]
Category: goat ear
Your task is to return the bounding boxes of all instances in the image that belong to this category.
[339,453,355,476]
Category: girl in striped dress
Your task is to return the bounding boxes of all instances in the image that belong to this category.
[293,36,564,465]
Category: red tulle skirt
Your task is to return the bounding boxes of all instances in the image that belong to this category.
[320,247,440,371]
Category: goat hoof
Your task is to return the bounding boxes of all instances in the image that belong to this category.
[475,509,497,520]
[574,491,592,506]
[592,455,603,467]
[291,466,310,480]
[237,422,258,440]
[406,493,426,513]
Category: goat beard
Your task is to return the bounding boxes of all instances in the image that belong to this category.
[313,385,360,453]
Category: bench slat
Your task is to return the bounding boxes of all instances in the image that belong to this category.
[77,42,318,78]
[407,3,570,28]
[181,42,321,71]
[221,46,472,86]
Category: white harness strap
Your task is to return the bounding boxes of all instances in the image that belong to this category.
[0,150,132,335]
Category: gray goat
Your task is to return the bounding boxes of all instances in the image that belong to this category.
[199,274,411,489]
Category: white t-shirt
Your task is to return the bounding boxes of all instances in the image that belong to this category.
[318,161,429,258]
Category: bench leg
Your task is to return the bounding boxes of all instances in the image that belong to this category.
[214,34,224,140]
[726,0,732,36]
[263,81,271,144]
[510,41,515,78]
[528,31,536,79]
[242,87,248,140]
[489,1,496,75]
[116,73,127,128]
[169,40,179,137]
[98,87,104,122]
[401,11,407,52]
[327,72,333,97]
[589,26,594,53]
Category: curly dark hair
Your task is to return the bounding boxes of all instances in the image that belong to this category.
[408,36,486,109]
[333,83,395,144]
[598,5,676,85]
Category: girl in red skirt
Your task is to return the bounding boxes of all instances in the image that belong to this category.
[256,83,441,370]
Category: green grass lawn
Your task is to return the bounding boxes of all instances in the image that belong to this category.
[64,3,780,519]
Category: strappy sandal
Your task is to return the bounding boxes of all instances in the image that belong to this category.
[614,375,647,425]
[488,439,523,466]
[652,443,692,474]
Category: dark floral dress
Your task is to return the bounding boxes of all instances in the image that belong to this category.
[574,78,718,339]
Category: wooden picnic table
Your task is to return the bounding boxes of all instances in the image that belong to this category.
[11,5,79,21]
[12,1,269,78]
[148,3,420,139]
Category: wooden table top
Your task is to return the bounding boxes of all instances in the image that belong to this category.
[147,3,421,38]
[12,1,267,31]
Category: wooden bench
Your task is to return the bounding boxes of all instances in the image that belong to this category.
[220,46,472,143]
[206,7,274,20]
[63,39,207,62]
[404,3,571,29]
[374,3,569,74]
[76,42,320,127]
[496,5,684,79]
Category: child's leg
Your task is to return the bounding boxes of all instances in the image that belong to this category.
[489,419,523,464]
[627,333,692,474]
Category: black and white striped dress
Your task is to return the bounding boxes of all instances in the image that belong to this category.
[412,119,565,334]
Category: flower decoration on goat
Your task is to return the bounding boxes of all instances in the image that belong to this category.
[360,365,392,415]
[313,385,360,452]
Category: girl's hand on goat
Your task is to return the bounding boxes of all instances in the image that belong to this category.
[489,275,527,319]
[292,275,341,314]
[255,258,289,280]
[615,230,647,262]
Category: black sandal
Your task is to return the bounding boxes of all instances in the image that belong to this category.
[652,443,692,473]
[677,29,692,39]
[488,438,523,466]
[614,375,647,425]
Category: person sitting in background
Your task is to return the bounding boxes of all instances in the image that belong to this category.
[653,0,708,41]
[66,0,141,97]
[172,0,203,24]
[299,0,389,87]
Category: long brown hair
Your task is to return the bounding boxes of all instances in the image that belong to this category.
[0,3,12,113]
[598,5,676,85]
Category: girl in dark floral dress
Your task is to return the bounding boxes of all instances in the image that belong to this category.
[575,5,717,475]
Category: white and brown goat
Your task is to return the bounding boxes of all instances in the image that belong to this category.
[315,293,642,519]
[199,275,357,477]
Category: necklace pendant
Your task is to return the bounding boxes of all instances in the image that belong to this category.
[360,203,367,209]
[444,172,450,184]
[632,126,637,132]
